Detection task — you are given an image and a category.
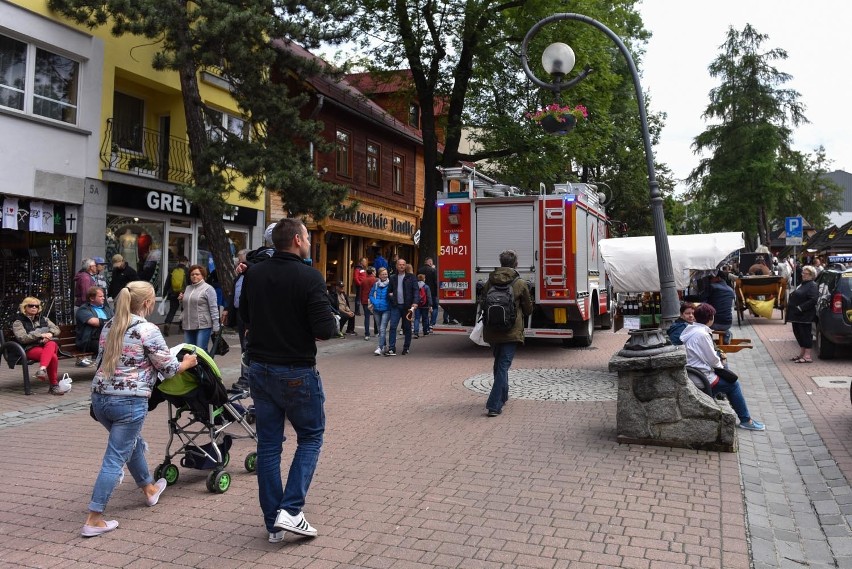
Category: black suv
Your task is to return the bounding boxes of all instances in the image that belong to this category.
[813,266,852,359]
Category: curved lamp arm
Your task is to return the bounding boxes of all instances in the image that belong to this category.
[520,13,679,329]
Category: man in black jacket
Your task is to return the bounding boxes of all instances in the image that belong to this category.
[387,257,419,356]
[239,218,336,542]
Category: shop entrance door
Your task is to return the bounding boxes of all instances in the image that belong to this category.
[167,228,192,286]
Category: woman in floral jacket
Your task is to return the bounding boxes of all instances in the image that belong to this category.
[82,281,198,538]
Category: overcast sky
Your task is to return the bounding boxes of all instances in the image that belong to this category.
[638,0,852,194]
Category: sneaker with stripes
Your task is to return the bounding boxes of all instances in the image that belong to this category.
[273,509,317,537]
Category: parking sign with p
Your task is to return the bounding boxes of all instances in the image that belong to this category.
[786,216,803,245]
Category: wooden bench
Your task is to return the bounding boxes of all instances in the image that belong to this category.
[711,330,753,354]
[56,324,95,364]
[0,324,93,395]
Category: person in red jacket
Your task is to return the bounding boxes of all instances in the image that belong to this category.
[352,257,367,316]
[360,267,377,339]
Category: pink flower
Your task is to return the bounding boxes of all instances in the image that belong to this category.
[527,103,588,123]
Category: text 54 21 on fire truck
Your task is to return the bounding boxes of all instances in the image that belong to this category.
[431,166,612,346]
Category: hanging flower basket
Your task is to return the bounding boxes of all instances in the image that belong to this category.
[539,114,577,135]
[526,103,588,136]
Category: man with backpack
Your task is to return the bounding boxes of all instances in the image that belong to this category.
[480,250,532,417]
[162,255,189,336]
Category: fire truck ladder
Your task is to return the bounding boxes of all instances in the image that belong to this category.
[543,205,566,286]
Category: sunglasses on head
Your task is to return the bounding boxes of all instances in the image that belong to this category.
[26,304,40,308]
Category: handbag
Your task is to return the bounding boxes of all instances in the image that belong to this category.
[468,318,489,347]
[713,366,738,383]
[213,332,230,356]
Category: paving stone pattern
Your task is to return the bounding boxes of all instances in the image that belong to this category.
[726,320,852,569]
[0,317,851,567]
[464,368,618,401]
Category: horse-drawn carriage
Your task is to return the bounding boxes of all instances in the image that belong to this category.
[733,252,788,325]
[733,275,788,324]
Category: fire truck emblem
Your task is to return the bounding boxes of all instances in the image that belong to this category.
[449,233,459,245]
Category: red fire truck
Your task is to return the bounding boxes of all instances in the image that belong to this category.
[432,166,612,346]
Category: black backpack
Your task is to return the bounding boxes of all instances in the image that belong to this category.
[482,277,518,330]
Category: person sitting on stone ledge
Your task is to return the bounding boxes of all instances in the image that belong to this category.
[681,303,765,432]
[666,302,695,346]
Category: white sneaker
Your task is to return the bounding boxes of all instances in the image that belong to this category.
[273,510,317,537]
[374,347,382,356]
[268,530,286,543]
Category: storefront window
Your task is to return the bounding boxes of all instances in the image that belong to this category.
[105,215,165,292]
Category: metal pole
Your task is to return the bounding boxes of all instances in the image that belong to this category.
[520,13,679,329]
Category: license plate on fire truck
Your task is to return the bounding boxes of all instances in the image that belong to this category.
[440,282,469,289]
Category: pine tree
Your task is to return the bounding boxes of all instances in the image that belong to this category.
[687,24,818,248]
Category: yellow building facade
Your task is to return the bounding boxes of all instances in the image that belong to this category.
[0,1,264,316]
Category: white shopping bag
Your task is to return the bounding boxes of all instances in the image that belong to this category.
[157,298,167,316]
[468,318,489,347]
[57,373,73,393]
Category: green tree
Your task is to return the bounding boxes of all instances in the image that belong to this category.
[48,0,351,296]
[449,0,674,237]
[686,24,816,249]
[346,0,663,255]
[775,146,842,230]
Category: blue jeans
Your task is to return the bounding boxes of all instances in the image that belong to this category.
[487,342,517,412]
[184,328,212,353]
[413,307,431,334]
[712,376,752,423]
[430,296,439,326]
[374,310,390,350]
[249,362,325,532]
[89,393,153,513]
[362,304,378,336]
[388,305,412,351]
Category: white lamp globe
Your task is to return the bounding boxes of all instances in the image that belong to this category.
[541,42,575,76]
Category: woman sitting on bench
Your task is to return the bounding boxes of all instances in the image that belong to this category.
[11,296,63,395]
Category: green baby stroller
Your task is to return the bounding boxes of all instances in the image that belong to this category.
[151,344,257,493]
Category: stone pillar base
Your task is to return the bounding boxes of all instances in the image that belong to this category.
[609,349,737,453]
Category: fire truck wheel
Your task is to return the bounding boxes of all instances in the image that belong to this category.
[571,315,594,347]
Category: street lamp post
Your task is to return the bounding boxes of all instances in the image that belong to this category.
[520,13,679,330]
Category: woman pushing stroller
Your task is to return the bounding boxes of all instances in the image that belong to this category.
[82,281,198,537]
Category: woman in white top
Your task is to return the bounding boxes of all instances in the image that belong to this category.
[681,302,765,432]
[179,264,220,351]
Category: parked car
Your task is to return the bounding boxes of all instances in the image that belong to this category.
[812,266,852,359]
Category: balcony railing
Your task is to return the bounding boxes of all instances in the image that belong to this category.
[100,118,195,184]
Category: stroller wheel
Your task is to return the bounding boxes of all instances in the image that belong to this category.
[206,469,231,493]
[156,462,180,486]
[245,452,257,473]
[222,452,230,468]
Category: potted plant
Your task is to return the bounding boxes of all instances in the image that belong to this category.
[526,103,588,135]
[127,155,157,176]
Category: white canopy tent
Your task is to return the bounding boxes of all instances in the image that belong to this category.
[599,232,745,293]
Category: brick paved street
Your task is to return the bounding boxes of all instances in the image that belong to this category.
[0,313,850,568]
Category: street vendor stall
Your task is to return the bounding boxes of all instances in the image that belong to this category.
[599,232,745,330]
